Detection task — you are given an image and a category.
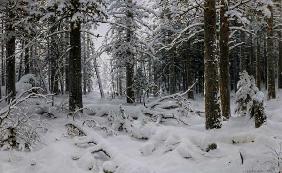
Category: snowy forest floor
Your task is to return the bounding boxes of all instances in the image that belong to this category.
[1,91,282,173]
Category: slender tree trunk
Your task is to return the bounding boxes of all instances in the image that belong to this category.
[1,18,4,87]
[187,56,194,99]
[5,5,16,101]
[49,17,59,94]
[169,59,176,94]
[219,0,230,120]
[264,34,268,89]
[256,37,261,90]
[82,33,87,95]
[278,14,282,88]
[126,0,135,103]
[267,5,276,99]
[24,41,30,75]
[94,56,105,98]
[18,41,24,81]
[64,27,70,93]
[240,31,247,72]
[204,0,221,129]
[69,19,83,112]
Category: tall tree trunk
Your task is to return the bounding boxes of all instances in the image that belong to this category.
[64,27,70,93]
[1,18,4,87]
[24,41,30,75]
[49,17,59,94]
[267,5,276,99]
[278,4,282,89]
[126,0,135,103]
[240,31,247,72]
[256,37,261,90]
[69,19,83,112]
[94,56,105,98]
[18,41,24,81]
[204,0,221,129]
[6,4,16,101]
[169,59,176,94]
[219,0,230,120]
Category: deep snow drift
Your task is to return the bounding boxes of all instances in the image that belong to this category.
[1,91,282,173]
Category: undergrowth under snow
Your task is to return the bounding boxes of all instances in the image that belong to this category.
[1,91,282,173]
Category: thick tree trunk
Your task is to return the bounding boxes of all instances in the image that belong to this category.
[266,5,276,99]
[126,0,135,103]
[204,0,221,129]
[5,7,16,101]
[219,0,230,120]
[69,20,83,112]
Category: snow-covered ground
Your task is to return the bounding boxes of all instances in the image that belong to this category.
[1,91,282,173]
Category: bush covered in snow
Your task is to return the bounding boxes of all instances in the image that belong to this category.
[0,88,46,150]
[235,71,266,127]
[16,74,39,94]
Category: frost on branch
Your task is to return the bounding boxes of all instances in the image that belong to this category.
[235,71,266,127]
[0,88,47,151]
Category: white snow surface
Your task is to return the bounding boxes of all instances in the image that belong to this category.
[1,91,282,173]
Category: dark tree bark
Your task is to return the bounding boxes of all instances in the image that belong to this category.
[278,22,282,89]
[256,37,261,90]
[240,31,247,72]
[5,4,16,101]
[24,41,30,75]
[64,27,70,93]
[125,0,135,103]
[69,20,83,112]
[204,0,221,129]
[1,18,4,87]
[49,16,59,94]
[266,5,276,99]
[219,0,230,120]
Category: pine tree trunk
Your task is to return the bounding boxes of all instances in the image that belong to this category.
[169,59,176,94]
[94,57,105,98]
[126,0,135,103]
[18,42,24,81]
[187,56,194,99]
[256,37,261,90]
[5,6,16,101]
[240,31,247,72]
[1,18,4,87]
[82,33,87,95]
[24,41,30,75]
[69,20,83,112]
[64,24,70,93]
[49,16,59,94]
[267,5,276,99]
[204,0,221,129]
[219,0,230,120]
[278,20,282,88]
